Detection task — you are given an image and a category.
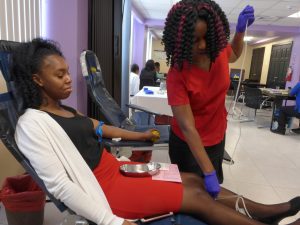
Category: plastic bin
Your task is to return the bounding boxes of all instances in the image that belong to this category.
[0,174,46,225]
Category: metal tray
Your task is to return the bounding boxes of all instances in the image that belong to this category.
[120,162,161,177]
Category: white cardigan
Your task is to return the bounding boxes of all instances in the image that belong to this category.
[15,109,124,225]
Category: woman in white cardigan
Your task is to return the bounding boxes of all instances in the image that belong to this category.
[13,38,300,225]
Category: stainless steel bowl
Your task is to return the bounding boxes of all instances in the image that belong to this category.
[120,162,161,177]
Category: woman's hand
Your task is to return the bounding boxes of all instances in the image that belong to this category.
[144,129,160,142]
[122,220,137,225]
[236,5,255,33]
[203,170,221,199]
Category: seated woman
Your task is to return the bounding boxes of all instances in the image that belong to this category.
[139,59,157,90]
[272,82,300,135]
[13,38,300,225]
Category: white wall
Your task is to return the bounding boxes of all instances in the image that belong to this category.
[229,43,253,80]
[151,39,169,73]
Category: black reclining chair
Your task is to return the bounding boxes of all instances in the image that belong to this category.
[0,40,92,224]
[80,50,170,150]
[0,41,207,225]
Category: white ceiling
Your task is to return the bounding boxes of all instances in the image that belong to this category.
[132,0,300,45]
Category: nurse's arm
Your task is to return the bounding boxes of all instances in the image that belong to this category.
[171,104,215,174]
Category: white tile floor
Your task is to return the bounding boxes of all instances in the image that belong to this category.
[0,99,300,224]
[223,99,300,224]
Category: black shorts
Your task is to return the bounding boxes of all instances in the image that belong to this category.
[169,130,225,183]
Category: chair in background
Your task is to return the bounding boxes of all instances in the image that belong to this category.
[80,50,170,152]
[242,86,272,126]
[231,80,245,103]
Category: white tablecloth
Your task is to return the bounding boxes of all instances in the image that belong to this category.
[131,86,173,116]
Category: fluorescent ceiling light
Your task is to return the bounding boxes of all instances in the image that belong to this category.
[288,11,300,18]
[244,36,254,41]
[254,37,278,45]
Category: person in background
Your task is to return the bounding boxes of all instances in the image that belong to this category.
[129,63,140,97]
[139,59,157,90]
[162,0,254,198]
[272,81,300,135]
[155,61,164,79]
[154,62,160,73]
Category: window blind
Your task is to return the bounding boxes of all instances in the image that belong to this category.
[0,0,41,41]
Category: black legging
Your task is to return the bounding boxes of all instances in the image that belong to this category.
[169,130,225,184]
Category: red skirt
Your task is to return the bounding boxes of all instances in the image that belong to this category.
[93,150,183,219]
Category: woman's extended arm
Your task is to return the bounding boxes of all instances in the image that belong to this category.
[229,5,255,63]
[171,104,215,174]
[90,118,159,142]
[230,32,245,63]
[171,104,220,198]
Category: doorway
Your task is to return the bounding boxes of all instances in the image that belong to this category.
[266,42,293,89]
[249,47,265,82]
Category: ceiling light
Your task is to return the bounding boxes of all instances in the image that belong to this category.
[288,11,300,18]
[244,36,254,42]
[254,37,278,45]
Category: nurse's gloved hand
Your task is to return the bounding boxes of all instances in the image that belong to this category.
[204,170,220,199]
[236,5,255,33]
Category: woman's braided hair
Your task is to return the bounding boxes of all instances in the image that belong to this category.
[11,38,63,109]
[162,0,230,70]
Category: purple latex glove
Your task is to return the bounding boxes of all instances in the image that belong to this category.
[204,170,220,198]
[236,5,255,33]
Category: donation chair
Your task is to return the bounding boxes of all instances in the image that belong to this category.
[0,41,207,225]
[80,50,170,151]
[0,40,93,224]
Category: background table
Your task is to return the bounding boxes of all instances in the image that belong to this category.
[131,86,173,116]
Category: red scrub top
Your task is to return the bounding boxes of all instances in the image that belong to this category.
[167,45,232,146]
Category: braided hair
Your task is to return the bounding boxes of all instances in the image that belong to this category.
[162,0,230,70]
[11,38,63,110]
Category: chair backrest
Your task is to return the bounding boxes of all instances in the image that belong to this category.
[80,50,135,130]
[0,40,67,212]
[244,86,263,109]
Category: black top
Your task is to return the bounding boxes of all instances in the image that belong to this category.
[46,105,102,170]
[139,69,157,90]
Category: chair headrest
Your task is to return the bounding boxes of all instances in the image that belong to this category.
[0,51,12,99]
[0,40,20,52]
[80,50,106,90]
[80,50,101,77]
[0,40,21,98]
[0,41,23,128]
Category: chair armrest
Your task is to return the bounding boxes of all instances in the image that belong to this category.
[102,138,154,148]
[126,103,162,116]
